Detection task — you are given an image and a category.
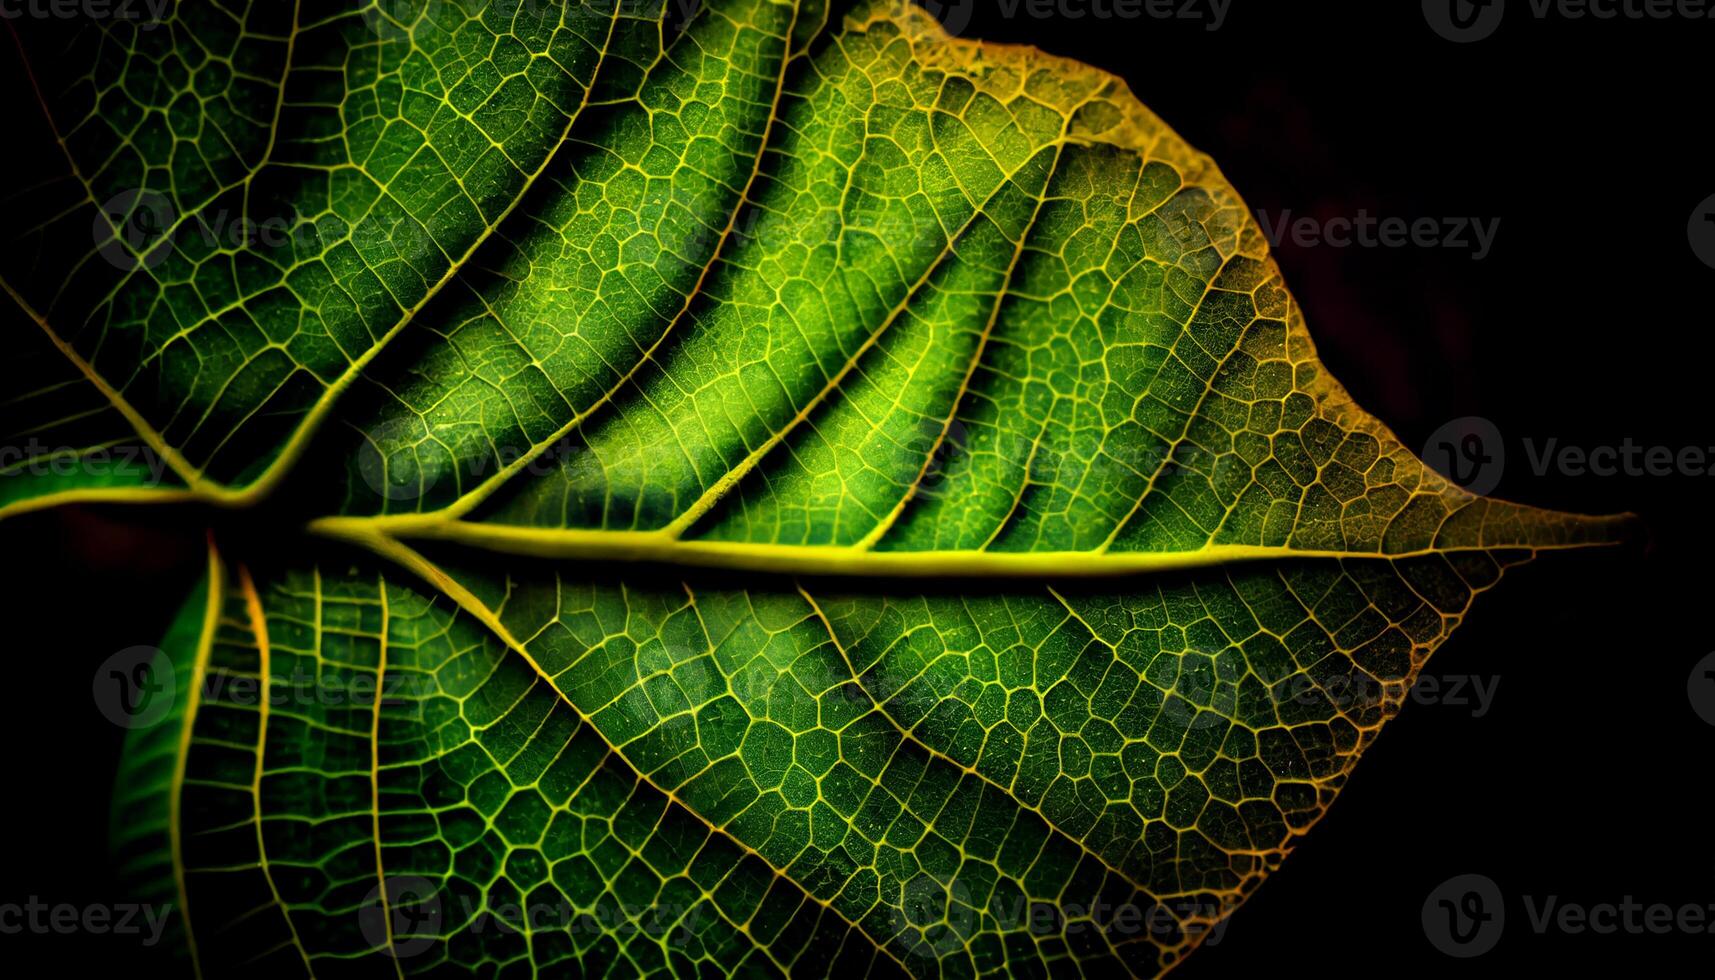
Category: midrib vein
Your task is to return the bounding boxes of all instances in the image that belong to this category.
[308,513,1635,580]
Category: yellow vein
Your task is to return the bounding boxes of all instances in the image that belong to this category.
[244,0,299,219]
[237,563,317,978]
[169,533,223,980]
[795,581,1162,906]
[0,487,204,524]
[657,127,1098,540]
[370,572,404,979]
[855,141,1067,551]
[2,8,628,511]
[429,4,809,522]
[308,513,1639,580]
[211,7,628,508]
[0,278,209,491]
[315,522,917,976]
[1095,274,1254,554]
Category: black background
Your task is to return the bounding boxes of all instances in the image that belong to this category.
[1,0,1710,975]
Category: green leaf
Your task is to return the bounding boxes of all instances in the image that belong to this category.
[130,540,1535,977]
[6,1,1635,977]
[0,299,190,518]
[2,0,658,511]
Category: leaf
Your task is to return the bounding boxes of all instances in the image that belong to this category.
[297,2,1625,572]
[1,0,660,512]
[131,539,1533,978]
[0,299,192,517]
[2,1,1634,977]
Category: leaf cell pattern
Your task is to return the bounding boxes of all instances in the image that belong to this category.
[0,1,1635,978]
[4,0,640,499]
[130,541,1527,978]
